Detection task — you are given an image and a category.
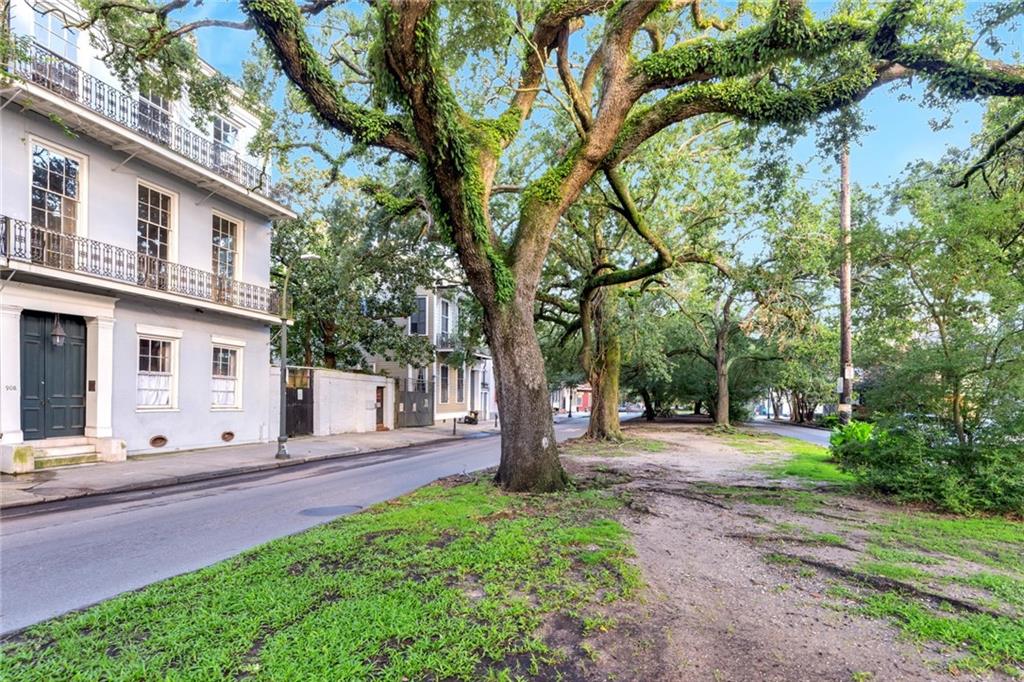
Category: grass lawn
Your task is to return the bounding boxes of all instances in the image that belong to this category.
[852,512,1024,675]
[0,477,639,681]
[721,430,855,485]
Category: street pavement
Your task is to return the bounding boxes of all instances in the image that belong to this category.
[0,418,588,635]
[1,421,500,509]
[746,419,832,447]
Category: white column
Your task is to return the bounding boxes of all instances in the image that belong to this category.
[0,304,24,445]
[85,316,114,438]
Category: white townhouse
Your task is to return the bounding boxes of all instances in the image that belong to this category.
[369,285,497,427]
[0,1,295,472]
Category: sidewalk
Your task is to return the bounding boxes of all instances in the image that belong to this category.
[0,422,499,510]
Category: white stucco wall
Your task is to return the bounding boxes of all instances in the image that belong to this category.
[266,367,395,438]
[110,299,273,453]
[312,369,395,435]
[0,108,273,287]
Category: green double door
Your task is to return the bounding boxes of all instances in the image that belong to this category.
[20,311,87,441]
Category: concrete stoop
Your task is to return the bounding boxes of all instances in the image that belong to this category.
[1,436,127,474]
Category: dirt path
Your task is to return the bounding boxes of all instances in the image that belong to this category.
[562,421,1019,682]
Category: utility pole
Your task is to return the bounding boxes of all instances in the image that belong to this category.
[838,147,853,425]
[276,266,293,460]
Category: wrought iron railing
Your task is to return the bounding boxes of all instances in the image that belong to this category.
[1,216,280,315]
[435,332,455,349]
[8,41,269,194]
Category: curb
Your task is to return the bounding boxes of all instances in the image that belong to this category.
[766,419,832,432]
[0,434,480,511]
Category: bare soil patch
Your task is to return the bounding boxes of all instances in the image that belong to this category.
[561,420,1021,681]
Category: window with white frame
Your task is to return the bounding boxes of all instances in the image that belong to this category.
[212,214,239,279]
[414,367,427,392]
[33,7,78,60]
[31,143,80,234]
[440,299,450,335]
[211,345,241,408]
[212,117,239,172]
[137,184,171,259]
[137,184,172,288]
[457,366,465,403]
[138,89,171,142]
[213,117,238,148]
[439,365,449,403]
[32,7,79,96]
[137,337,175,408]
[409,296,427,335]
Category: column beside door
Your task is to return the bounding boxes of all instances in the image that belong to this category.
[85,316,114,439]
[0,304,25,444]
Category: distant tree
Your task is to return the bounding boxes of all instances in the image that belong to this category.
[273,190,449,370]
[855,160,1024,443]
[670,185,832,427]
[766,324,839,423]
[536,120,739,439]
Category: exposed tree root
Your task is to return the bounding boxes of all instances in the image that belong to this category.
[778,554,1006,618]
[628,485,732,510]
[726,533,858,551]
[805,510,862,522]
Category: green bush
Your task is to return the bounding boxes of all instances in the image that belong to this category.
[819,414,840,429]
[829,420,874,450]
[831,421,1024,515]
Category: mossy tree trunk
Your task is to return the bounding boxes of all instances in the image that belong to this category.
[714,329,731,428]
[584,290,624,440]
[486,299,566,492]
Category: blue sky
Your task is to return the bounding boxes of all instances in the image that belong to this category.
[182,2,1020,207]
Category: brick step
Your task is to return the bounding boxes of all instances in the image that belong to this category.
[34,452,100,470]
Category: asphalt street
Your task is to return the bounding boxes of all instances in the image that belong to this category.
[746,419,832,447]
[0,418,589,635]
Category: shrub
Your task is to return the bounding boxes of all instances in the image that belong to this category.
[729,402,753,423]
[819,414,840,429]
[831,420,1024,515]
[830,420,874,449]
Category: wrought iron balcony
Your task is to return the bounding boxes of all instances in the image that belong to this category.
[7,41,269,194]
[1,217,280,316]
[435,332,456,349]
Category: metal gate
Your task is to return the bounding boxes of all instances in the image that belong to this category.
[395,378,434,428]
[285,368,314,437]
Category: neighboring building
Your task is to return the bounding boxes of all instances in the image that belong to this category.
[550,384,592,414]
[0,1,294,472]
[370,286,496,426]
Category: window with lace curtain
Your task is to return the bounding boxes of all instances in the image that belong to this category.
[211,345,241,409]
[137,337,175,408]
